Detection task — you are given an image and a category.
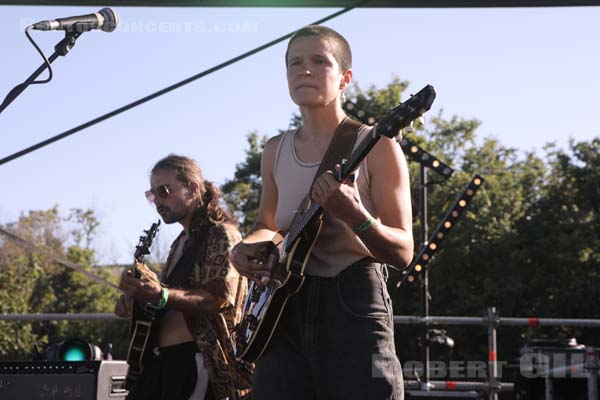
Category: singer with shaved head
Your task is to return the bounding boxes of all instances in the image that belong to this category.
[115,154,250,400]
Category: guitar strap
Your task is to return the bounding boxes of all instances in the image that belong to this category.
[162,223,212,288]
[311,116,364,187]
[287,116,363,230]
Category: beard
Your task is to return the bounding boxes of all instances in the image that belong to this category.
[156,205,187,224]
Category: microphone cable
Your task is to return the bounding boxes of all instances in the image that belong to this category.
[24,26,53,85]
[0,26,53,114]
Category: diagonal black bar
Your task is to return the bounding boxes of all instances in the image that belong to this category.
[396,174,484,288]
[0,0,370,167]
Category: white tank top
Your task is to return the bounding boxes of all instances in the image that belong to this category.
[273,125,378,277]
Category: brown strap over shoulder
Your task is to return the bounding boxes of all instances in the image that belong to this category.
[285,117,363,231]
[310,116,363,187]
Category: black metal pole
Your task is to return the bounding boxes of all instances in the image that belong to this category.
[0,32,81,115]
[0,52,58,115]
[419,163,431,389]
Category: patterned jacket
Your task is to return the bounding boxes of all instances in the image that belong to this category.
[166,222,251,400]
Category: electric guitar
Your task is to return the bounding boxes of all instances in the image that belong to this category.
[235,84,437,363]
[124,220,161,393]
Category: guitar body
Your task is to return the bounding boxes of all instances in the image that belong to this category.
[236,214,323,363]
[235,85,437,364]
[124,274,157,391]
[123,222,160,394]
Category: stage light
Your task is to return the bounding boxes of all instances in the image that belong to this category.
[342,99,454,179]
[398,137,454,179]
[398,175,485,287]
[45,338,103,361]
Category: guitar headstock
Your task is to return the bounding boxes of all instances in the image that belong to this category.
[375,84,436,139]
[134,220,161,262]
[343,86,453,179]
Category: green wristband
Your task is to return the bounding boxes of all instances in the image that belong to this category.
[150,287,169,310]
[352,217,373,234]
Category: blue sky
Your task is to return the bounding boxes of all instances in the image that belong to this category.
[1,5,599,265]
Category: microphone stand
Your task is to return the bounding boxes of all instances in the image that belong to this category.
[0,30,82,115]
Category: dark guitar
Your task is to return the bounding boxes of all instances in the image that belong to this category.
[235,85,437,363]
[124,220,161,393]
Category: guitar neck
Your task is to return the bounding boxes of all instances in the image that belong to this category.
[283,127,381,253]
[281,85,437,255]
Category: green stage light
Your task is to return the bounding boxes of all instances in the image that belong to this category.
[45,338,103,361]
[60,339,90,361]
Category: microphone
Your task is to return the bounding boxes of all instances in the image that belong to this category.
[31,8,119,33]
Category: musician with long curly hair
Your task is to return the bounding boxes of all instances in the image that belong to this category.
[116,154,250,400]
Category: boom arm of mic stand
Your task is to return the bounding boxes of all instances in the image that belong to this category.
[0,31,82,116]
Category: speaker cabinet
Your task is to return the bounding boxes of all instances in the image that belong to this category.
[0,360,128,400]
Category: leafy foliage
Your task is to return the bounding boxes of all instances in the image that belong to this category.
[222,131,268,234]
[0,207,126,360]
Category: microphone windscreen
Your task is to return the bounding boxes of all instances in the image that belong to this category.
[99,8,119,32]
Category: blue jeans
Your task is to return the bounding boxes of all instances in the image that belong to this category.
[252,259,403,400]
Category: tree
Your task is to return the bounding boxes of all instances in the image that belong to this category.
[0,207,127,360]
[222,131,268,234]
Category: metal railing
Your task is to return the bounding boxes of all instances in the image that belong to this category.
[2,308,599,400]
[394,307,600,400]
[0,313,123,321]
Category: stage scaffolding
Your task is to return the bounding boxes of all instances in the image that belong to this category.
[395,307,600,400]
[2,307,600,400]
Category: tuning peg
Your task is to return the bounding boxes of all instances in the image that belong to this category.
[404,121,414,134]
[418,116,425,127]
[394,129,404,143]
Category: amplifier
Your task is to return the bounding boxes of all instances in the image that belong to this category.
[0,360,128,400]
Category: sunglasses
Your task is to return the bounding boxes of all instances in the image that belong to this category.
[145,184,171,203]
